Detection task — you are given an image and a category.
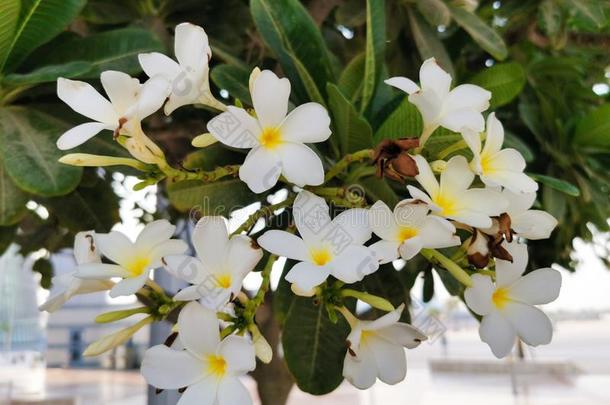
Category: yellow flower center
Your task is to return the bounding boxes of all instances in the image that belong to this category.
[480,153,495,174]
[127,257,150,276]
[260,127,282,150]
[360,330,375,344]
[215,274,232,289]
[310,248,332,266]
[434,194,458,216]
[206,355,227,378]
[396,226,418,242]
[492,288,510,309]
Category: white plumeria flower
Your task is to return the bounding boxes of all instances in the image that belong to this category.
[408,155,508,228]
[258,191,378,295]
[76,220,188,297]
[341,305,427,389]
[56,71,169,150]
[141,302,255,405]
[484,189,557,240]
[369,199,460,264]
[464,242,562,358]
[39,231,114,312]
[385,57,491,145]
[207,69,331,193]
[139,23,225,114]
[462,113,538,193]
[163,216,263,308]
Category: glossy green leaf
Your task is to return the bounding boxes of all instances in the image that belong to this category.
[0,107,82,196]
[211,63,252,104]
[338,53,365,103]
[81,0,137,24]
[1,0,86,73]
[573,104,610,151]
[471,62,526,108]
[31,28,163,78]
[529,173,580,197]
[361,0,386,112]
[416,0,451,27]
[250,0,334,101]
[0,0,20,70]
[358,176,400,207]
[0,161,27,225]
[374,97,423,142]
[408,9,454,78]
[327,84,373,155]
[448,5,508,60]
[2,61,92,86]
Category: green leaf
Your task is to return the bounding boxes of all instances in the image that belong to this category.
[0,0,20,70]
[448,5,508,60]
[471,62,526,108]
[250,0,335,101]
[374,97,423,142]
[0,160,27,226]
[529,173,580,197]
[408,8,455,78]
[30,28,163,78]
[2,0,86,73]
[358,176,399,207]
[416,0,451,27]
[361,0,385,112]
[81,0,137,25]
[504,131,534,163]
[2,61,91,86]
[327,84,373,155]
[573,104,610,151]
[422,268,434,303]
[338,53,365,103]
[167,178,256,215]
[0,107,82,197]
[210,64,251,104]
[566,0,607,29]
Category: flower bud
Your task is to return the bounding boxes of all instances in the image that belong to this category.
[467,229,491,268]
[191,133,219,148]
[249,325,273,364]
[373,138,420,182]
[59,153,149,170]
[95,307,150,323]
[83,316,153,357]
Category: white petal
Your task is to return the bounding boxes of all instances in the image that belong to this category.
[505,190,537,214]
[481,112,504,155]
[138,52,181,79]
[136,219,176,251]
[252,70,290,128]
[225,235,263,282]
[417,216,460,249]
[39,293,70,313]
[419,58,451,99]
[406,185,435,208]
[57,122,110,150]
[73,279,114,294]
[367,305,403,330]
[279,143,324,187]
[292,190,331,245]
[150,240,188,265]
[178,302,220,358]
[192,216,229,270]
[100,70,140,114]
[178,377,217,405]
[504,302,553,347]
[164,255,208,284]
[369,240,400,264]
[376,323,427,349]
[409,91,442,128]
[239,147,282,193]
[330,246,378,283]
[141,345,204,389]
[77,263,128,279]
[440,109,485,133]
[445,84,491,116]
[367,335,406,385]
[217,376,252,405]
[94,231,134,267]
[109,271,149,297]
[485,148,527,173]
[479,311,516,358]
[440,156,474,196]
[343,345,377,390]
[464,274,495,316]
[330,208,372,246]
[175,23,210,73]
[285,261,330,291]
[257,230,309,262]
[130,76,170,119]
[218,335,256,374]
[384,76,420,94]
[495,241,528,287]
[445,210,491,229]
[207,106,260,149]
[482,170,538,194]
[173,285,205,301]
[393,200,429,228]
[459,188,509,217]
[511,210,558,240]
[509,268,561,305]
[369,201,400,241]
[398,237,424,260]
[57,78,117,124]
[461,128,481,156]
[73,231,100,264]
[413,155,440,197]
[280,102,331,143]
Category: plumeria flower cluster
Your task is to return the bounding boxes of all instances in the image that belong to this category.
[48,21,564,403]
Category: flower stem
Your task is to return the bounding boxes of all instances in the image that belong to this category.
[414,125,436,153]
[231,197,295,236]
[324,149,374,182]
[420,248,473,288]
[157,160,240,183]
[336,306,358,328]
[243,254,278,324]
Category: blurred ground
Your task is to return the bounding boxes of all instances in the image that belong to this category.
[16,316,610,405]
